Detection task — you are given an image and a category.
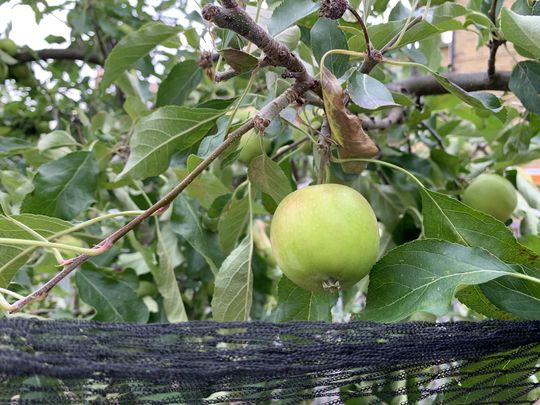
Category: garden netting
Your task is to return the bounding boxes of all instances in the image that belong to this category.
[0,318,539,404]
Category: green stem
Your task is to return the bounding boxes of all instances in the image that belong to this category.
[0,238,104,256]
[387,0,419,51]
[0,288,25,300]
[320,49,367,77]
[331,157,425,188]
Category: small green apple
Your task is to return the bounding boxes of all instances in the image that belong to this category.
[238,131,271,163]
[462,173,517,222]
[270,184,380,292]
[0,38,17,56]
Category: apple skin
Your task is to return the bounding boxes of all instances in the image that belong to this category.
[462,174,517,222]
[238,131,271,164]
[270,184,380,292]
[0,38,17,56]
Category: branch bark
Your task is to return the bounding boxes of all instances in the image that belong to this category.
[15,48,103,65]
[388,71,511,96]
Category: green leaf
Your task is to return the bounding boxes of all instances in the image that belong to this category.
[0,137,33,157]
[156,224,188,322]
[212,235,253,321]
[362,239,524,322]
[348,72,398,111]
[175,167,229,210]
[268,0,319,36]
[118,106,224,180]
[219,48,258,73]
[456,285,519,320]
[0,214,72,288]
[22,151,98,220]
[311,18,349,78]
[500,8,540,59]
[156,60,203,107]
[218,185,251,255]
[270,276,337,321]
[101,22,181,88]
[421,189,540,267]
[171,195,224,274]
[248,155,292,204]
[76,267,149,323]
[509,61,540,114]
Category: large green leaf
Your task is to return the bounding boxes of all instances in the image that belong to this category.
[421,189,540,267]
[101,22,181,88]
[248,155,292,204]
[212,235,253,321]
[509,61,540,114]
[76,267,149,323]
[156,60,203,107]
[171,195,224,274]
[270,276,336,322]
[362,239,523,322]
[118,107,224,179]
[268,0,319,36]
[311,18,349,78]
[0,214,73,288]
[22,151,98,220]
[0,137,33,158]
[500,8,540,59]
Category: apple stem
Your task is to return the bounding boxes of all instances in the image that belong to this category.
[323,278,341,293]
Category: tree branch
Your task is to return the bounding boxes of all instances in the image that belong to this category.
[388,71,511,96]
[15,48,103,65]
[8,81,313,314]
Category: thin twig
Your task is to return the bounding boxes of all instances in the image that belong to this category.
[347,5,371,59]
[421,121,445,150]
[272,136,310,161]
[487,0,504,78]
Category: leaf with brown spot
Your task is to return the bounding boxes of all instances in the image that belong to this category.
[322,68,379,173]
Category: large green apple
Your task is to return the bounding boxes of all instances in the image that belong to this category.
[238,131,271,163]
[270,184,380,292]
[462,173,517,222]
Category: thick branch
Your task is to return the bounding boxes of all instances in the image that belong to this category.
[388,71,511,96]
[202,1,312,83]
[362,108,404,130]
[15,48,103,65]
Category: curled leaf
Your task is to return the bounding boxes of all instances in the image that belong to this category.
[322,68,379,174]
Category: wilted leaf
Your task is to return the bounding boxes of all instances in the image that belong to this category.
[322,68,379,173]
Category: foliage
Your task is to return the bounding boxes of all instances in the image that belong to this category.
[0,0,539,349]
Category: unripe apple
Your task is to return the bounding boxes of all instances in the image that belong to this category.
[9,63,32,81]
[462,173,517,222]
[238,131,271,164]
[0,38,17,56]
[270,184,380,292]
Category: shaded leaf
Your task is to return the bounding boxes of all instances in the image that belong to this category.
[218,185,251,254]
[171,195,224,274]
[212,236,253,321]
[509,61,540,114]
[456,285,519,320]
[156,60,203,107]
[219,48,258,73]
[248,155,292,204]
[22,151,98,220]
[101,22,181,88]
[0,137,33,157]
[271,276,337,322]
[311,18,349,78]
[76,267,149,323]
[118,107,224,180]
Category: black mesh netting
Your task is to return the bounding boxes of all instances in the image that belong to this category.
[0,319,539,404]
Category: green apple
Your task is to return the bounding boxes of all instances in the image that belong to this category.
[9,63,32,81]
[462,173,517,222]
[0,38,17,56]
[238,131,271,163]
[270,184,380,292]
